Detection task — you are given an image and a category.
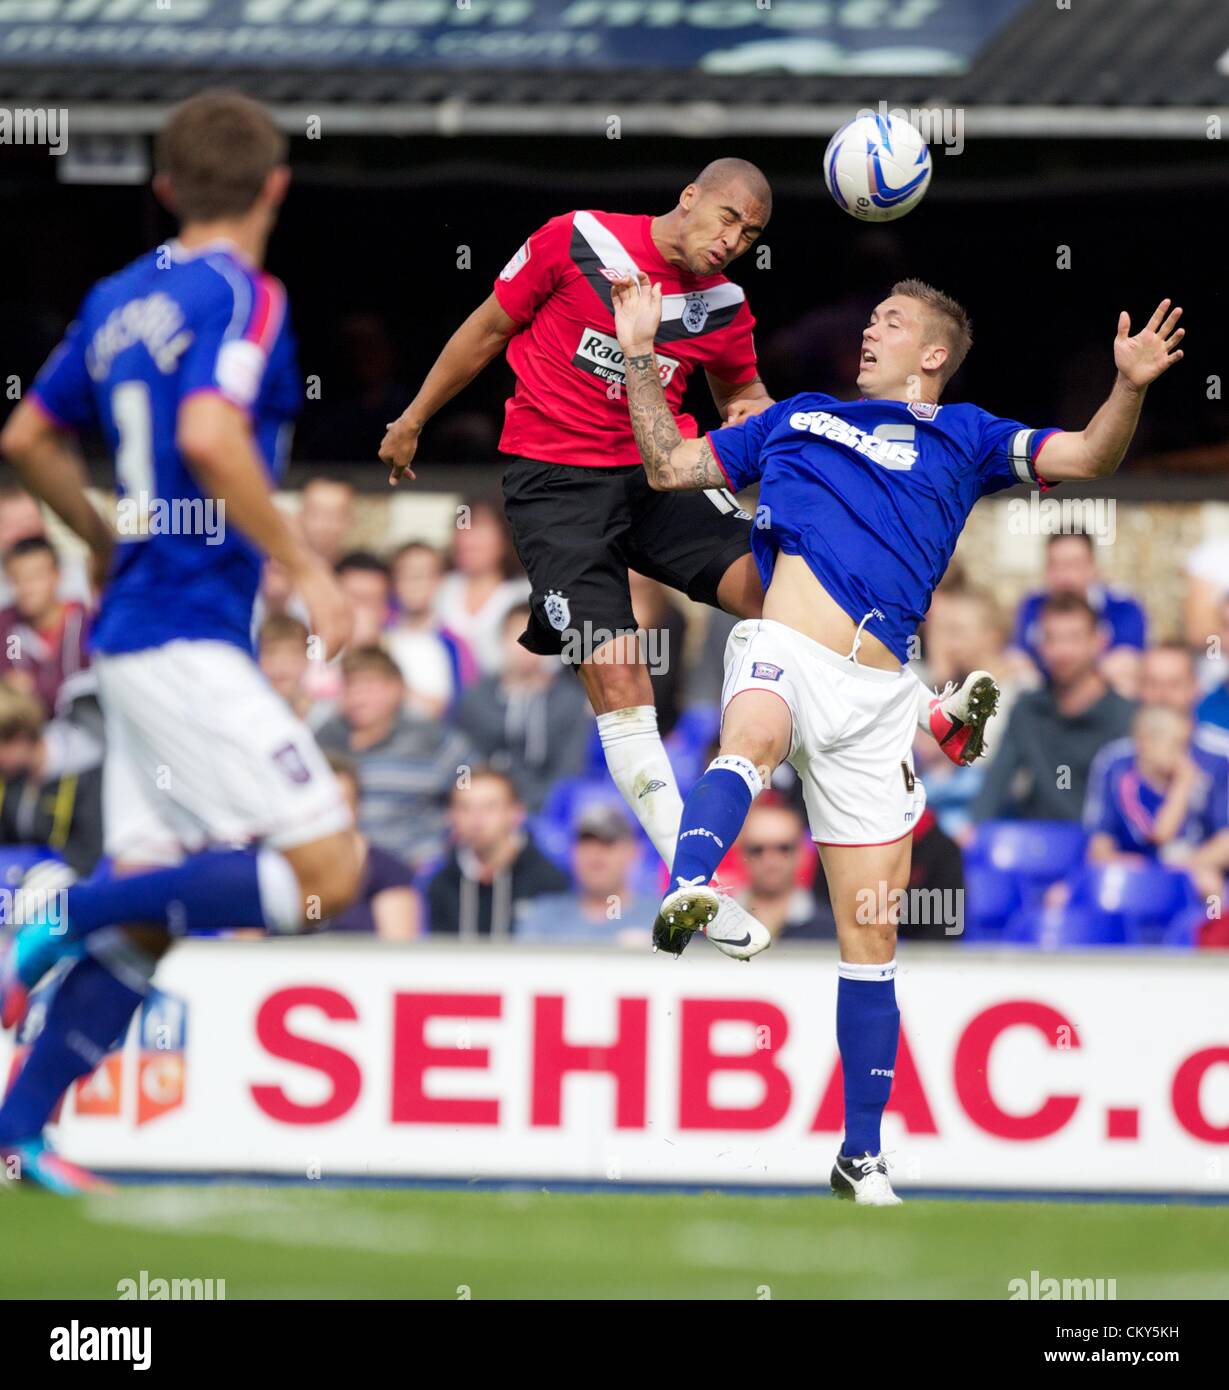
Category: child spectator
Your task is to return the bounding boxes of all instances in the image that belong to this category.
[387,541,475,718]
[320,754,421,940]
[1085,704,1229,903]
[257,614,316,722]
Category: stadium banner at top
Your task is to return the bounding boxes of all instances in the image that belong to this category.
[0,1,1031,74]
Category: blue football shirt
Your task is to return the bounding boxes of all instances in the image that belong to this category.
[1084,735,1229,855]
[707,393,1061,662]
[29,238,301,656]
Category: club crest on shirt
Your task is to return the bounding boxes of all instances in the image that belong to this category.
[544,590,571,632]
[752,661,783,681]
[907,401,940,420]
[272,742,312,785]
[681,294,710,334]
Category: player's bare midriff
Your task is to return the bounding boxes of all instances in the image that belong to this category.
[761,553,901,672]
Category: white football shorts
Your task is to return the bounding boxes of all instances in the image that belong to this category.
[95,639,351,866]
[722,618,926,846]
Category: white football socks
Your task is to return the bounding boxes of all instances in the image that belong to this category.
[595,705,685,867]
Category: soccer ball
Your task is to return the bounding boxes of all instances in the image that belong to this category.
[823,113,932,222]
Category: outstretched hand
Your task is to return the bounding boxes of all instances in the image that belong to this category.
[1114,299,1184,390]
[611,272,662,355]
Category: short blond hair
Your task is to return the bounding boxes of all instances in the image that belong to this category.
[892,278,973,384]
[0,680,44,740]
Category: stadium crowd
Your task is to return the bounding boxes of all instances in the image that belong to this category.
[0,475,1227,951]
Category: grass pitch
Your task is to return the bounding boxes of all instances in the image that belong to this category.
[3,1185,1227,1300]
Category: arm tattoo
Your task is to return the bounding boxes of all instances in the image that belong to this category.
[624,351,727,490]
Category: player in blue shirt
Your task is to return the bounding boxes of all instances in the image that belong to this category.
[611,272,1184,1204]
[0,93,360,1192]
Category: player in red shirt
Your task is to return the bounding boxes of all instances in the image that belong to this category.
[380,161,775,948]
[379,160,990,957]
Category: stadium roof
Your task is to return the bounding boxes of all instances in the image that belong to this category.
[1,0,1226,138]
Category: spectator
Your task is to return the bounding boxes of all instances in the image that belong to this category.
[0,484,91,608]
[1085,704,1229,904]
[1134,639,1229,760]
[0,679,102,875]
[1010,533,1146,697]
[0,536,91,718]
[454,603,592,812]
[1196,596,1229,734]
[387,541,476,718]
[298,477,356,569]
[427,769,568,937]
[1184,533,1229,667]
[913,723,981,842]
[257,614,316,722]
[972,593,1134,823]
[434,499,530,674]
[320,754,421,939]
[736,800,835,941]
[923,585,1019,719]
[628,569,688,738]
[250,555,313,654]
[516,803,656,946]
[316,647,472,871]
[915,586,1016,838]
[336,550,392,649]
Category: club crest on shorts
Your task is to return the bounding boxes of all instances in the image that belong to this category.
[681,294,710,334]
[752,661,783,681]
[544,590,571,632]
[272,742,312,785]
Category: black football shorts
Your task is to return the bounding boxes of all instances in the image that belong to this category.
[501,456,754,657]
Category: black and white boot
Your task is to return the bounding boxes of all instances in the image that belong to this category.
[830,1151,903,1206]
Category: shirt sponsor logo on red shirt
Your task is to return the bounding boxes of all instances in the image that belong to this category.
[573,328,680,388]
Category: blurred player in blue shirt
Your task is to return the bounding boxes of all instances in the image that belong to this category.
[0,92,360,1193]
[610,270,1184,1203]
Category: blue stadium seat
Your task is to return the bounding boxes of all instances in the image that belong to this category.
[1003,902,1128,948]
[1160,912,1203,949]
[960,862,1022,941]
[582,725,606,778]
[534,776,658,887]
[665,705,722,788]
[1068,863,1198,943]
[967,821,1087,903]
